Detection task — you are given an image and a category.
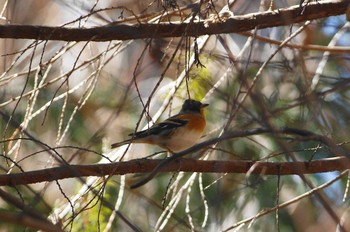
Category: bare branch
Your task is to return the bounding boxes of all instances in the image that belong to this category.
[0,0,348,41]
[0,157,349,186]
[223,170,349,231]
[0,189,63,231]
[0,211,63,232]
[1,126,348,186]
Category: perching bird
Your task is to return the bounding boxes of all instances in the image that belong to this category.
[111,99,208,153]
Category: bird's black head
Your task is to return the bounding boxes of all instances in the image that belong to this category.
[180,99,209,114]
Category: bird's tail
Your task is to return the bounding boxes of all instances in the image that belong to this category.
[111,139,132,149]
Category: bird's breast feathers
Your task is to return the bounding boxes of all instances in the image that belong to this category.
[129,113,206,152]
[160,114,206,152]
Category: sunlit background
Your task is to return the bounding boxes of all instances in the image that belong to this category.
[1,0,350,231]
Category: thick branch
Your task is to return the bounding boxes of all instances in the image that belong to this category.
[0,0,348,41]
[0,211,63,232]
[0,157,349,186]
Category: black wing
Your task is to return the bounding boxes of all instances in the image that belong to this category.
[128,116,188,138]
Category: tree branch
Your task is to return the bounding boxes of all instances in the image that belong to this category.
[1,127,349,186]
[0,0,348,41]
[0,189,63,231]
[130,127,350,188]
[0,157,349,186]
[0,211,63,232]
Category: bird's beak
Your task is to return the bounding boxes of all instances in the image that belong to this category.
[201,103,209,108]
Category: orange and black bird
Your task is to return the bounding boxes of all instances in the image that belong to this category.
[111,99,208,153]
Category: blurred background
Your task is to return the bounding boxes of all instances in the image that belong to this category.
[1,0,350,231]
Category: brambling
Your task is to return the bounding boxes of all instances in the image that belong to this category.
[111,99,208,153]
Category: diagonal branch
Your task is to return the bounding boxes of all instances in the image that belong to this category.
[130,127,350,188]
[0,0,348,41]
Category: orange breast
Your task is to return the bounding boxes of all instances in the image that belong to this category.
[176,114,206,132]
[132,113,207,152]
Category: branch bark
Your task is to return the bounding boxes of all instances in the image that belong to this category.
[1,127,349,186]
[0,0,348,41]
[0,157,349,186]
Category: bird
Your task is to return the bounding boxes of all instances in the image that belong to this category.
[111,99,209,153]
